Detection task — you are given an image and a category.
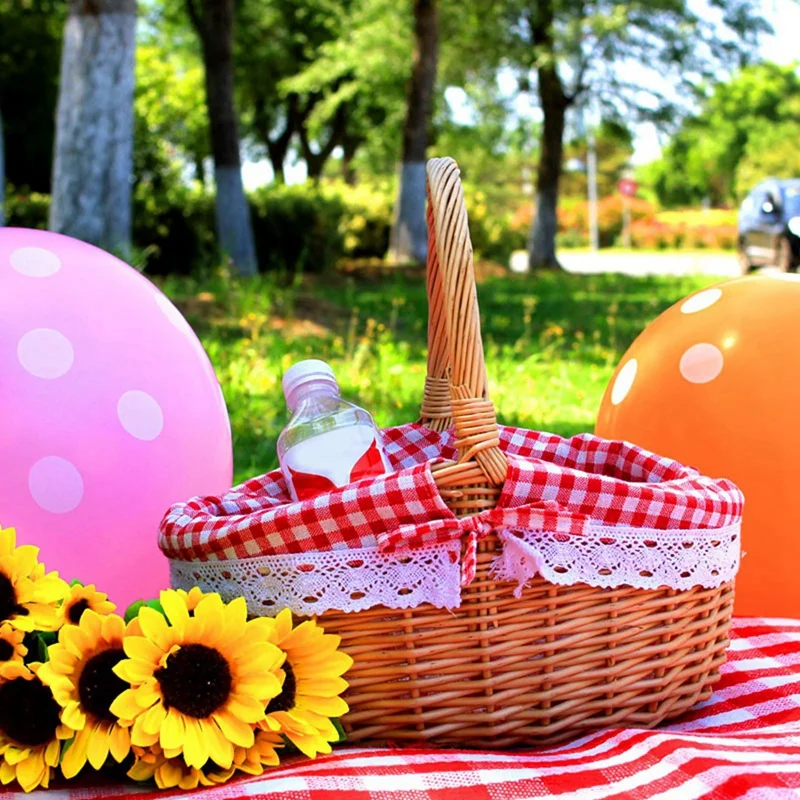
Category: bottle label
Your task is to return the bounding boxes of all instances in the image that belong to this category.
[283,427,389,502]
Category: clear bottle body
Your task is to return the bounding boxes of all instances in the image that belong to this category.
[278,372,390,502]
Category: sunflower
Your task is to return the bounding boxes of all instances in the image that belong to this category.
[128,730,282,789]
[259,608,353,758]
[59,583,115,627]
[110,590,284,771]
[127,743,235,789]
[0,623,26,666]
[0,526,68,632]
[176,586,205,614]
[0,662,73,792]
[38,610,137,780]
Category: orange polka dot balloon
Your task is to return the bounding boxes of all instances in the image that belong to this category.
[596,274,800,618]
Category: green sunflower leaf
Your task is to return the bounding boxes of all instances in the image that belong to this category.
[331,718,348,744]
[59,736,74,766]
[124,598,165,624]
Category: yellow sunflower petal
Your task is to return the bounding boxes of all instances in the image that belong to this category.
[284,728,333,759]
[137,607,171,651]
[109,722,131,763]
[203,719,234,770]
[212,709,255,748]
[296,695,349,718]
[127,757,156,782]
[15,750,48,792]
[86,720,112,771]
[159,590,191,634]
[110,689,145,722]
[61,700,86,731]
[182,718,209,770]
[114,656,156,685]
[123,636,163,665]
[141,700,168,736]
[226,692,270,723]
[161,708,186,751]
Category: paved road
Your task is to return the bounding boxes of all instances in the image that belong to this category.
[557,251,742,277]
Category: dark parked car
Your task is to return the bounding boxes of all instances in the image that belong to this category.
[738,178,800,272]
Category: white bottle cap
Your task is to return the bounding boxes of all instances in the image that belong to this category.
[282,359,337,407]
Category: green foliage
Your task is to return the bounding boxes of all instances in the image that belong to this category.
[134,43,210,186]
[5,189,50,229]
[157,269,719,483]
[249,184,347,273]
[736,119,800,195]
[651,62,800,206]
[0,0,65,191]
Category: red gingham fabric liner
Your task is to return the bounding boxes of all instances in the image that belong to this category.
[159,423,743,564]
[42,617,800,799]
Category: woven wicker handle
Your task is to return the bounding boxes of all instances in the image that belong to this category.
[421,158,507,515]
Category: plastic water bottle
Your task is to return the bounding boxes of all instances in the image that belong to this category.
[278,359,392,502]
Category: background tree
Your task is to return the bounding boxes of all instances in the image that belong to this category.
[281,0,411,183]
[49,0,137,256]
[0,0,64,193]
[185,0,258,276]
[736,119,800,196]
[651,62,800,207]
[388,0,438,264]
[477,0,771,268]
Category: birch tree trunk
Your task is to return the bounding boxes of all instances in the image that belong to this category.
[49,0,136,257]
[389,0,438,264]
[187,0,258,277]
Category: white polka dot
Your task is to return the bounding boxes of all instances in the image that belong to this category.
[29,457,84,514]
[156,293,193,335]
[611,359,637,405]
[680,343,724,384]
[681,288,722,314]
[10,246,62,277]
[118,391,164,441]
[17,329,74,379]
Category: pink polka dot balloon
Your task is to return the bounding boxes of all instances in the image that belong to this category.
[0,229,233,608]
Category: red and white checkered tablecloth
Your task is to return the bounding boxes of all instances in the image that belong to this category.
[23,617,800,799]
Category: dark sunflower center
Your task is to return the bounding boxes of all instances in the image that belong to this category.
[265,661,296,714]
[155,643,232,718]
[0,677,61,746]
[0,572,27,623]
[67,598,91,624]
[78,649,127,721]
[0,639,14,661]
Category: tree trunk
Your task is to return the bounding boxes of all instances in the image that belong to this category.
[528,78,567,268]
[298,101,349,182]
[49,0,136,257]
[0,105,5,227]
[528,0,568,270]
[341,134,361,186]
[188,0,257,277]
[389,0,438,264]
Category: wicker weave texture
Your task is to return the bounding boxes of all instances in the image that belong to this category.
[319,157,735,747]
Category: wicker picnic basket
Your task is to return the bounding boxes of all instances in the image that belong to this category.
[162,157,740,748]
[313,158,736,746]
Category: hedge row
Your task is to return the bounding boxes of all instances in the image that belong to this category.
[6,183,736,275]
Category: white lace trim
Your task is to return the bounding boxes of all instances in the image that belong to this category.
[169,541,462,617]
[491,521,741,597]
[169,522,740,617]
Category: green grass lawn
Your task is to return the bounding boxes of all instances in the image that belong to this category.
[159,268,719,485]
